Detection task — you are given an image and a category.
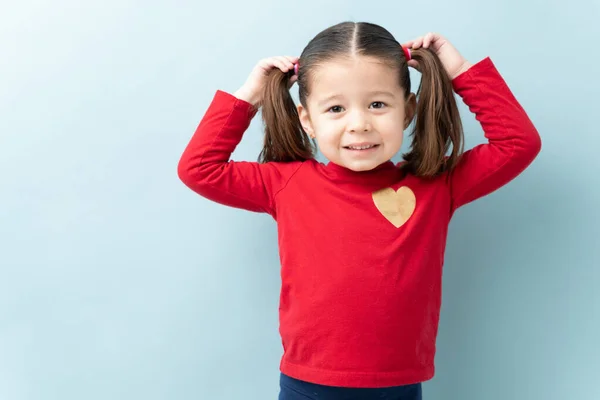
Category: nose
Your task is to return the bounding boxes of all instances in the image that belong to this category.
[347,110,371,133]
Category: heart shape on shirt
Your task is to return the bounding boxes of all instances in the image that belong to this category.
[372,186,416,228]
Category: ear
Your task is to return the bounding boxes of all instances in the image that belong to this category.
[297,104,315,138]
[404,93,417,130]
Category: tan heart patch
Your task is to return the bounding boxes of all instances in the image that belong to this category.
[372,186,416,228]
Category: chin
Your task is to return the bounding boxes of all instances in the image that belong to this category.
[343,159,384,172]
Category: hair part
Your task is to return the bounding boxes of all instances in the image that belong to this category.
[259,21,464,178]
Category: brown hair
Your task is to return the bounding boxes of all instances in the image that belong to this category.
[258,21,464,178]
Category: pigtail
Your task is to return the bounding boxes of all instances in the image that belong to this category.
[258,69,315,163]
[402,48,464,178]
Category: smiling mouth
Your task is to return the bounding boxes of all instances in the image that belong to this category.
[343,144,380,150]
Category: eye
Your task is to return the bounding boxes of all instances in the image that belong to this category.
[370,101,386,109]
[328,105,344,113]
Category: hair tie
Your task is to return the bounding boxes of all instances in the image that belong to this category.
[294,63,299,75]
[401,45,411,61]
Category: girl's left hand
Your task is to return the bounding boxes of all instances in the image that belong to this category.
[403,33,472,80]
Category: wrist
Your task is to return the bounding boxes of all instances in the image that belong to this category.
[233,86,260,107]
[451,60,473,80]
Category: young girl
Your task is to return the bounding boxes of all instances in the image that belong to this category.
[178,22,541,400]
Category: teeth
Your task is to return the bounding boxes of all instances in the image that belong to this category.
[348,145,375,150]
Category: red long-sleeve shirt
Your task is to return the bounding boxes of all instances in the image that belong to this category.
[177,57,541,388]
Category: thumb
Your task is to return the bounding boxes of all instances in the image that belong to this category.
[288,74,298,89]
[407,59,420,71]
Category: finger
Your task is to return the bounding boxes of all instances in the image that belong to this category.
[423,32,434,48]
[423,34,430,48]
[284,55,299,63]
[275,56,290,63]
[288,76,298,90]
[412,37,424,49]
[258,57,278,71]
[260,57,288,70]
[431,32,443,42]
[402,40,415,48]
[273,58,291,73]
[278,57,295,72]
[407,60,420,70]
[431,32,441,48]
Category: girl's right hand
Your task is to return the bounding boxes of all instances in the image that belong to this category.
[233,56,299,108]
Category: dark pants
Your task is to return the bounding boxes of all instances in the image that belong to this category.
[278,373,423,400]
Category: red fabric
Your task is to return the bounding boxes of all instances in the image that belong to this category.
[178,57,541,388]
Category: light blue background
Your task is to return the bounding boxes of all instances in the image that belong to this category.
[1,1,598,399]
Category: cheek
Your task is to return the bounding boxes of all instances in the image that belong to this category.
[379,117,405,146]
[383,133,403,149]
[313,119,341,144]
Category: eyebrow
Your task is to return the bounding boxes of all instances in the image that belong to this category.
[317,91,396,107]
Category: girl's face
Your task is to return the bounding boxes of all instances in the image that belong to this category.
[298,56,416,172]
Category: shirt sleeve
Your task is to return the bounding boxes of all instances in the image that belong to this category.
[448,57,542,211]
[177,90,303,217]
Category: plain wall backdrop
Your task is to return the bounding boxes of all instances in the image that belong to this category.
[1,1,598,399]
